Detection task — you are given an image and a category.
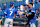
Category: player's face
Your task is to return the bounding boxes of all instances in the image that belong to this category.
[29,4,32,8]
[29,4,31,7]
[12,4,14,7]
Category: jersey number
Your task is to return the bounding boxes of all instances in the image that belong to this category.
[10,11,13,16]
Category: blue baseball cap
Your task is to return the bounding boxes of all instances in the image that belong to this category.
[10,2,14,5]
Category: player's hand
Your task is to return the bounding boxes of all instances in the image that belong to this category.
[27,14,29,16]
[0,19,3,22]
[18,11,24,14]
[2,16,4,18]
[0,20,1,25]
[0,19,3,24]
[1,19,3,21]
[39,18,40,20]
[18,11,20,13]
[0,19,2,21]
[36,19,39,21]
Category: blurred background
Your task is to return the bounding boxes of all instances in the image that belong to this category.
[0,0,40,27]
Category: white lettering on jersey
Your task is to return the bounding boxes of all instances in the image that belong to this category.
[9,8,14,16]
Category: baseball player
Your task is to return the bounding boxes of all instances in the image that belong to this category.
[2,2,24,27]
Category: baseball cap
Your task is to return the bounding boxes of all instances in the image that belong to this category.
[10,2,14,5]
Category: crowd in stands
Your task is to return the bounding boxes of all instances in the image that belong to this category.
[0,0,40,18]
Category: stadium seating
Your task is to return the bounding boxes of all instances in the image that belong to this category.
[0,0,40,17]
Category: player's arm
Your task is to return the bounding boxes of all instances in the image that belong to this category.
[15,10,24,18]
[0,13,6,24]
[1,8,8,20]
[18,11,24,14]
[15,9,24,15]
[36,17,40,21]
[36,18,40,21]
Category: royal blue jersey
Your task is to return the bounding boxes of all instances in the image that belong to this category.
[30,16,36,24]
[4,7,17,19]
[30,8,36,13]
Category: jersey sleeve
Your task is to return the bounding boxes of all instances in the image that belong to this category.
[4,8,8,14]
[15,9,18,14]
[34,16,36,20]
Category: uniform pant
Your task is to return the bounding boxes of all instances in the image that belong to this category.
[30,22,36,27]
[38,23,40,27]
[0,25,1,27]
[4,18,13,27]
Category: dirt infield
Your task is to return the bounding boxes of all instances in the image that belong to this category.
[1,25,25,27]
